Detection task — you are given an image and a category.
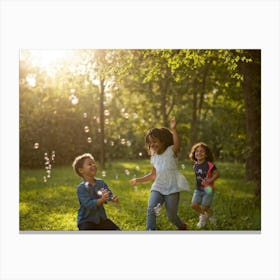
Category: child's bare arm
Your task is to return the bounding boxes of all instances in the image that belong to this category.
[202,169,220,186]
[130,167,156,185]
[170,117,180,154]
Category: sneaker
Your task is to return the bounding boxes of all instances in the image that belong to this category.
[197,213,208,228]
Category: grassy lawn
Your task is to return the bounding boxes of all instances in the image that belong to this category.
[20,159,261,231]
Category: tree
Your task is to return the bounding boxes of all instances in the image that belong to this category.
[238,50,261,195]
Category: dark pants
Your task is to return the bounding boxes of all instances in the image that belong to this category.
[78,219,120,230]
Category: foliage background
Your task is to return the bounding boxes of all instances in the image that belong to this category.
[20,49,257,166]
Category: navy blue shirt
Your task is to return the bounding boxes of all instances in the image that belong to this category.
[77,178,114,225]
[194,161,217,190]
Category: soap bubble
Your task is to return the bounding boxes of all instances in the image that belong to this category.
[104,109,110,116]
[34,143,39,149]
[102,170,106,177]
[51,151,55,161]
[83,112,88,118]
[43,176,47,183]
[69,94,79,105]
[84,126,90,133]
[124,169,130,176]
[105,119,110,125]
[126,140,132,147]
[139,152,143,157]
[121,139,126,145]
[135,165,140,171]
[87,137,92,143]
[181,164,185,170]
[124,112,129,119]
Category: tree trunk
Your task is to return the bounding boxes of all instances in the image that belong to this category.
[189,70,208,147]
[239,50,261,196]
[160,79,168,126]
[189,87,198,147]
[99,79,105,167]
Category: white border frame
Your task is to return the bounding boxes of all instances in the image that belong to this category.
[1,1,279,279]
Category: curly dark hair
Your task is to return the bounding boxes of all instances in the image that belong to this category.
[189,142,214,163]
[145,127,173,153]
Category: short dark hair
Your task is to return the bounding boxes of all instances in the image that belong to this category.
[72,153,94,177]
[145,127,173,153]
[189,142,214,163]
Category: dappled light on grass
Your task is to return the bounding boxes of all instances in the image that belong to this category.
[20,160,260,231]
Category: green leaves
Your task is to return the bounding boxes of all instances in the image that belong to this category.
[20,49,258,167]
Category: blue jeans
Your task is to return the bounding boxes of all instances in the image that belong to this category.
[146,190,185,230]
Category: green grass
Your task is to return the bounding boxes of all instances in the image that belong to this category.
[20,160,261,231]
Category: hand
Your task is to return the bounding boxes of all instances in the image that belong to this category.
[170,117,177,129]
[111,195,119,203]
[101,189,109,202]
[201,178,211,187]
[130,178,137,186]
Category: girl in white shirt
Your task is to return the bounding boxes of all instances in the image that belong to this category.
[130,117,190,230]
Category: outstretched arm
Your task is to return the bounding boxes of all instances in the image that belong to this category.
[130,167,156,185]
[170,117,180,154]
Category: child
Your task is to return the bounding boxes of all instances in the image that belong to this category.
[189,142,220,228]
[130,117,190,230]
[72,153,120,230]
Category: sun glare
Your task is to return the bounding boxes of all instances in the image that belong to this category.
[20,49,78,77]
[20,49,76,70]
[27,50,71,68]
